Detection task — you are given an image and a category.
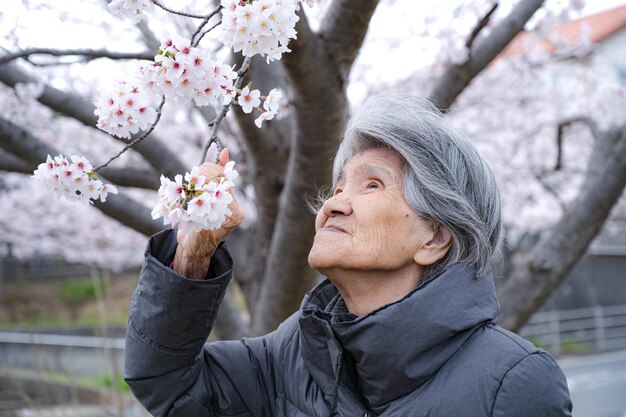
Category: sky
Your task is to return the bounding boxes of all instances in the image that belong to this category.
[4,0,626,51]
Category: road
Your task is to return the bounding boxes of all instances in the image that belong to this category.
[560,349,626,417]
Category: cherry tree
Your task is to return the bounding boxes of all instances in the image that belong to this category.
[1,0,624,338]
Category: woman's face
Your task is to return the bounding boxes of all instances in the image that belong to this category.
[308,148,437,274]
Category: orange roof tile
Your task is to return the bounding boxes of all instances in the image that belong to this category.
[502,4,626,56]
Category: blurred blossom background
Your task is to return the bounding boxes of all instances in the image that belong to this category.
[0,0,625,416]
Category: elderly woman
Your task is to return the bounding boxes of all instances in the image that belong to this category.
[125,96,572,417]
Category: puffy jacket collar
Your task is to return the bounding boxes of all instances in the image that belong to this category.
[299,264,499,414]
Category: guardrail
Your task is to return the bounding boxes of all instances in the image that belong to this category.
[0,331,125,349]
[2,304,625,358]
[520,304,626,356]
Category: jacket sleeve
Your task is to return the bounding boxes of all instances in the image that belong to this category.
[491,351,573,417]
[124,229,277,417]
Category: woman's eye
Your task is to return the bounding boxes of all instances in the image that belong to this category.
[366,182,380,189]
[333,187,343,196]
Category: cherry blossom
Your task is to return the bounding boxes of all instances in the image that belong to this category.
[238,86,261,113]
[45,0,300,234]
[94,79,157,139]
[255,88,283,127]
[151,163,239,232]
[107,0,153,23]
[150,38,238,107]
[217,0,301,63]
[32,154,118,204]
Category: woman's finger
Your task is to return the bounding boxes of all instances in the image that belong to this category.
[218,148,229,167]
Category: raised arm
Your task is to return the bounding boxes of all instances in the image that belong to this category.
[172,148,244,280]
[124,150,279,417]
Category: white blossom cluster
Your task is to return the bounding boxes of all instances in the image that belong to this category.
[94,79,157,139]
[108,0,154,23]
[252,87,283,127]
[218,0,301,63]
[32,155,118,204]
[235,86,284,127]
[151,162,239,232]
[85,0,308,233]
[146,37,239,107]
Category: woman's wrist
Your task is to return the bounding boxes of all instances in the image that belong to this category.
[171,250,214,280]
[172,230,222,280]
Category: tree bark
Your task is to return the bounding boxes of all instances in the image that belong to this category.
[319,0,380,76]
[498,124,626,332]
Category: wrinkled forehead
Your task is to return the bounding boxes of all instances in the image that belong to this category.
[336,163,398,185]
[333,147,406,186]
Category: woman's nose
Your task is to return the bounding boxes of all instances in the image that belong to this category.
[322,193,352,217]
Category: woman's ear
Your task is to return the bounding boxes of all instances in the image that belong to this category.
[414,222,452,266]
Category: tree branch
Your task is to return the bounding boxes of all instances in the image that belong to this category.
[0,65,187,179]
[465,2,499,49]
[0,116,160,190]
[555,116,599,170]
[0,149,32,173]
[498,122,626,332]
[88,167,159,189]
[429,0,545,110]
[152,0,216,19]
[0,48,153,66]
[136,20,161,51]
[319,0,380,75]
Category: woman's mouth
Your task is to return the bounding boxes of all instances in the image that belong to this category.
[319,225,349,234]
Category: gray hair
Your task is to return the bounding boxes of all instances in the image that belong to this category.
[332,95,502,279]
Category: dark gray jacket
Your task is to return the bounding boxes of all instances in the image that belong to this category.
[125,230,572,417]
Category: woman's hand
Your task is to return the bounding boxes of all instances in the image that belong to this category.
[172,148,244,280]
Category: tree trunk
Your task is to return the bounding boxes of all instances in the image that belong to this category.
[498,124,626,332]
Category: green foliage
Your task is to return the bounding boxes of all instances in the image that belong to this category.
[527,336,547,350]
[99,374,130,393]
[58,280,106,306]
[560,340,593,355]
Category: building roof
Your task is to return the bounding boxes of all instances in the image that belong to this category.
[502,4,626,56]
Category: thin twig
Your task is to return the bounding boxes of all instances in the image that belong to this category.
[194,19,223,46]
[23,58,85,67]
[191,17,211,46]
[93,96,166,173]
[0,48,153,66]
[191,5,223,46]
[465,2,499,50]
[556,116,600,170]
[199,56,253,165]
[152,0,212,19]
